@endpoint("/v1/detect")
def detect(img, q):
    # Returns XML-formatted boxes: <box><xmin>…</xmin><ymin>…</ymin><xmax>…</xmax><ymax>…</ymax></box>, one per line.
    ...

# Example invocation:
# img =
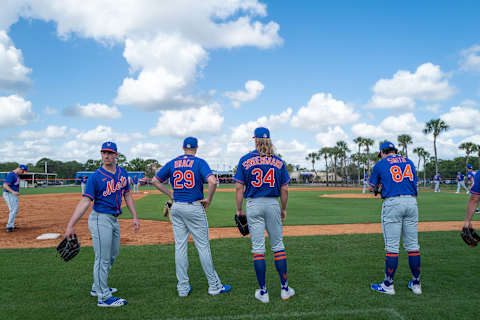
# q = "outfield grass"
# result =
<box><xmin>0</xmin><ymin>231</ymin><xmax>476</xmax><ymax>320</ymax></box>
<box><xmin>121</xmin><ymin>189</ymin><xmax>476</xmax><ymax>227</ymax></box>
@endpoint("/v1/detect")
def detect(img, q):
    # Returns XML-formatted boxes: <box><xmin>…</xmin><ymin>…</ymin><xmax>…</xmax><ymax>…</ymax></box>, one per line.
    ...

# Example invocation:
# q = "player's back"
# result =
<box><xmin>372</xmin><ymin>155</ymin><xmax>417</xmax><ymax>198</ymax></box>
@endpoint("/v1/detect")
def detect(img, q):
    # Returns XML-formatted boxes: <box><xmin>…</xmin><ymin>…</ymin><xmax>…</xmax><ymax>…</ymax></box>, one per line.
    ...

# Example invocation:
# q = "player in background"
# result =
<box><xmin>152</xmin><ymin>137</ymin><xmax>231</xmax><ymax>297</ymax></box>
<box><xmin>467</xmin><ymin>164</ymin><xmax>476</xmax><ymax>191</ymax></box>
<box><xmin>64</xmin><ymin>142</ymin><xmax>140</xmax><ymax>307</ymax></box>
<box><xmin>433</xmin><ymin>172</ymin><xmax>441</xmax><ymax>192</ymax></box>
<box><xmin>456</xmin><ymin>171</ymin><xmax>468</xmax><ymax>194</ymax></box>
<box><xmin>369</xmin><ymin>141</ymin><xmax>421</xmax><ymax>295</ymax></box>
<box><xmin>2</xmin><ymin>164</ymin><xmax>28</xmax><ymax>232</ymax></box>
<box><xmin>234</xmin><ymin>127</ymin><xmax>294</xmax><ymax>303</ymax></box>
<box><xmin>362</xmin><ymin>169</ymin><xmax>369</xmax><ymax>194</ymax></box>
<box><xmin>80</xmin><ymin>176</ymin><xmax>88</xmax><ymax>194</ymax></box>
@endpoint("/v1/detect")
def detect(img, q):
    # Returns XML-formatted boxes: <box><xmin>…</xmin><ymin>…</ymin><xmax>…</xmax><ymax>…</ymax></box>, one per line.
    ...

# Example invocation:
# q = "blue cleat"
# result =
<box><xmin>208</xmin><ymin>284</ymin><xmax>232</xmax><ymax>296</ymax></box>
<box><xmin>97</xmin><ymin>297</ymin><xmax>127</xmax><ymax>307</ymax></box>
<box><xmin>371</xmin><ymin>282</ymin><xmax>395</xmax><ymax>295</ymax></box>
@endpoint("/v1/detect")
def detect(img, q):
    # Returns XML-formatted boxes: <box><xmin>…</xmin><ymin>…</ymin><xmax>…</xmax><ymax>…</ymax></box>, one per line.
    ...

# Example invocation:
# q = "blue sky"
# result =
<box><xmin>1</xmin><ymin>1</ymin><xmax>480</xmax><ymax>170</ymax></box>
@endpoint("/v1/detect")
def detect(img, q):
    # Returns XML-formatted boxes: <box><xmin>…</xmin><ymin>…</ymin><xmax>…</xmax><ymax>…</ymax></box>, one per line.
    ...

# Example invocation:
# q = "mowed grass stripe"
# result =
<box><xmin>0</xmin><ymin>231</ymin><xmax>477</xmax><ymax>320</ymax></box>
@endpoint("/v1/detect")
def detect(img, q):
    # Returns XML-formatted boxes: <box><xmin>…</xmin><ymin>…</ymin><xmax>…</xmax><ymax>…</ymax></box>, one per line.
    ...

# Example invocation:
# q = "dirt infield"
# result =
<box><xmin>0</xmin><ymin>191</ymin><xmax>473</xmax><ymax>249</ymax></box>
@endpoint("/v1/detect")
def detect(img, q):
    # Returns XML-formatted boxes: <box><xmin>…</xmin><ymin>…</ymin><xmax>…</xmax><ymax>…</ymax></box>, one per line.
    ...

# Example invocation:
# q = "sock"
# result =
<box><xmin>274</xmin><ymin>250</ymin><xmax>288</xmax><ymax>289</ymax></box>
<box><xmin>253</xmin><ymin>253</ymin><xmax>266</xmax><ymax>292</ymax></box>
<box><xmin>384</xmin><ymin>252</ymin><xmax>399</xmax><ymax>286</ymax></box>
<box><xmin>408</xmin><ymin>251</ymin><xmax>421</xmax><ymax>284</ymax></box>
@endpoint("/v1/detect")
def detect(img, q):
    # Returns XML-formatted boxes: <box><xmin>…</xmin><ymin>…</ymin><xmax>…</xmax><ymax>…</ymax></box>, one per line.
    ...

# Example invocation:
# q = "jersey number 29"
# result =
<box><xmin>173</xmin><ymin>170</ymin><xmax>195</xmax><ymax>189</ymax></box>
<box><xmin>390</xmin><ymin>164</ymin><xmax>414</xmax><ymax>183</ymax></box>
<box><xmin>251</xmin><ymin>168</ymin><xmax>275</xmax><ymax>187</ymax></box>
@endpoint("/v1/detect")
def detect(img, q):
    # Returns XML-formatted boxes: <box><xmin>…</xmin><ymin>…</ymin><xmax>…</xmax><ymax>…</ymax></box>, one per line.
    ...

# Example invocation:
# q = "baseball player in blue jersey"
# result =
<box><xmin>456</xmin><ymin>171</ymin><xmax>468</xmax><ymax>194</ymax></box>
<box><xmin>362</xmin><ymin>169</ymin><xmax>369</xmax><ymax>194</ymax></box>
<box><xmin>467</xmin><ymin>164</ymin><xmax>476</xmax><ymax>190</ymax></box>
<box><xmin>2</xmin><ymin>164</ymin><xmax>27</xmax><ymax>232</ymax></box>
<box><xmin>369</xmin><ymin>141</ymin><xmax>422</xmax><ymax>295</ymax></box>
<box><xmin>233</xmin><ymin>127</ymin><xmax>294</xmax><ymax>303</ymax></box>
<box><xmin>433</xmin><ymin>172</ymin><xmax>441</xmax><ymax>192</ymax></box>
<box><xmin>464</xmin><ymin>169</ymin><xmax>480</xmax><ymax>231</ymax></box>
<box><xmin>133</xmin><ymin>175</ymin><xmax>139</xmax><ymax>193</ymax></box>
<box><xmin>64</xmin><ymin>142</ymin><xmax>140</xmax><ymax>307</ymax></box>
<box><xmin>80</xmin><ymin>176</ymin><xmax>88</xmax><ymax>194</ymax></box>
<box><xmin>152</xmin><ymin>137</ymin><xmax>231</xmax><ymax>297</ymax></box>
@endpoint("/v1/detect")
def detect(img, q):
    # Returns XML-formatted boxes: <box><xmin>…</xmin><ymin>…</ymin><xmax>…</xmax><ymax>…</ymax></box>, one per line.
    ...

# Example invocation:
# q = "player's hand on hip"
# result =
<box><xmin>13</xmin><ymin>191</ymin><xmax>19</xmax><ymax>196</ymax></box>
<box><xmin>132</xmin><ymin>218</ymin><xmax>140</xmax><ymax>232</ymax></box>
<box><xmin>281</xmin><ymin>209</ymin><xmax>287</xmax><ymax>222</ymax></box>
<box><xmin>200</xmin><ymin>199</ymin><xmax>210</xmax><ymax>210</ymax></box>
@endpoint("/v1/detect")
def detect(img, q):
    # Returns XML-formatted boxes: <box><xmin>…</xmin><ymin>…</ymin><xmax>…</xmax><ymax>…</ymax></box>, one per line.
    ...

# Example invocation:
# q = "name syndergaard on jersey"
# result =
<box><xmin>242</xmin><ymin>156</ymin><xmax>283</xmax><ymax>170</ymax></box>
<box><xmin>103</xmin><ymin>176</ymin><xmax>127</xmax><ymax>197</ymax></box>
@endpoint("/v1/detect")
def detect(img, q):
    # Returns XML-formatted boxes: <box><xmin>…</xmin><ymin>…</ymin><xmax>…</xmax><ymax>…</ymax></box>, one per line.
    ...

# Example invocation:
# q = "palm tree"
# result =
<box><xmin>412</xmin><ymin>147</ymin><xmax>425</xmax><ymax>175</ymax></box>
<box><xmin>330</xmin><ymin>146</ymin><xmax>341</xmax><ymax>185</ymax></box>
<box><xmin>423</xmin><ymin>119</ymin><xmax>449</xmax><ymax>174</ymax></box>
<box><xmin>336</xmin><ymin>140</ymin><xmax>350</xmax><ymax>185</ymax></box>
<box><xmin>353</xmin><ymin>137</ymin><xmax>365</xmax><ymax>184</ymax></box>
<box><xmin>459</xmin><ymin>142</ymin><xmax>476</xmax><ymax>173</ymax></box>
<box><xmin>363</xmin><ymin>138</ymin><xmax>374</xmax><ymax>172</ymax></box>
<box><xmin>397</xmin><ymin>134</ymin><xmax>413</xmax><ymax>158</ymax></box>
<box><xmin>305</xmin><ymin>152</ymin><xmax>318</xmax><ymax>172</ymax></box>
<box><xmin>421</xmin><ymin>150</ymin><xmax>430</xmax><ymax>187</ymax></box>
<box><xmin>319</xmin><ymin>147</ymin><xmax>331</xmax><ymax>186</ymax></box>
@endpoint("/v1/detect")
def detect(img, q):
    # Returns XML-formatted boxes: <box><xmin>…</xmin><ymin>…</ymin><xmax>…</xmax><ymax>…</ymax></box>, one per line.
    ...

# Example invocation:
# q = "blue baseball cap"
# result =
<box><xmin>253</xmin><ymin>127</ymin><xmax>270</xmax><ymax>139</ymax></box>
<box><xmin>101</xmin><ymin>141</ymin><xmax>117</xmax><ymax>153</ymax></box>
<box><xmin>378</xmin><ymin>141</ymin><xmax>397</xmax><ymax>157</ymax></box>
<box><xmin>19</xmin><ymin>164</ymin><xmax>28</xmax><ymax>172</ymax></box>
<box><xmin>183</xmin><ymin>137</ymin><xmax>198</xmax><ymax>149</ymax></box>
<box><xmin>468</xmin><ymin>164</ymin><xmax>473</xmax><ymax>169</ymax></box>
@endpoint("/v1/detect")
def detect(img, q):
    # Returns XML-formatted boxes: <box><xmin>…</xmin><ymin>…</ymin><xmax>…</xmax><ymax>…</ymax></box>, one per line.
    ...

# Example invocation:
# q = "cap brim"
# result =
<box><xmin>101</xmin><ymin>148</ymin><xmax>117</xmax><ymax>153</ymax></box>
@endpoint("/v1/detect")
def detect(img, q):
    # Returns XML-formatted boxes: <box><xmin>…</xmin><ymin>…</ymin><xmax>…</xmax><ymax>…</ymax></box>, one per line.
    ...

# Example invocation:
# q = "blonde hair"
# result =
<box><xmin>255</xmin><ymin>138</ymin><xmax>275</xmax><ymax>157</ymax></box>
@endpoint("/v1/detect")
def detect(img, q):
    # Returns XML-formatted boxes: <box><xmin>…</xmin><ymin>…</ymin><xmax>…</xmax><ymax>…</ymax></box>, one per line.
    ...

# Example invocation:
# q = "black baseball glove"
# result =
<box><xmin>56</xmin><ymin>234</ymin><xmax>81</xmax><ymax>262</ymax></box>
<box><xmin>235</xmin><ymin>214</ymin><xmax>249</xmax><ymax>236</ymax></box>
<box><xmin>373</xmin><ymin>183</ymin><xmax>382</xmax><ymax>197</ymax></box>
<box><xmin>461</xmin><ymin>227</ymin><xmax>480</xmax><ymax>247</ymax></box>
<box><xmin>163</xmin><ymin>201</ymin><xmax>172</xmax><ymax>218</ymax></box>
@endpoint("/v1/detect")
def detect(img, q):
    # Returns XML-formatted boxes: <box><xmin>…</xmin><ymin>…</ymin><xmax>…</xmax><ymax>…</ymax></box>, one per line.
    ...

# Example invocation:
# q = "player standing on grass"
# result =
<box><xmin>64</xmin><ymin>142</ymin><xmax>140</xmax><ymax>307</ymax></box>
<box><xmin>362</xmin><ymin>169</ymin><xmax>369</xmax><ymax>194</ymax></box>
<box><xmin>2</xmin><ymin>164</ymin><xmax>27</xmax><ymax>232</ymax></box>
<box><xmin>152</xmin><ymin>137</ymin><xmax>231</xmax><ymax>297</ymax></box>
<box><xmin>369</xmin><ymin>141</ymin><xmax>422</xmax><ymax>295</ymax></box>
<box><xmin>433</xmin><ymin>172</ymin><xmax>441</xmax><ymax>192</ymax></box>
<box><xmin>456</xmin><ymin>171</ymin><xmax>468</xmax><ymax>194</ymax></box>
<box><xmin>233</xmin><ymin>127</ymin><xmax>294</xmax><ymax>303</ymax></box>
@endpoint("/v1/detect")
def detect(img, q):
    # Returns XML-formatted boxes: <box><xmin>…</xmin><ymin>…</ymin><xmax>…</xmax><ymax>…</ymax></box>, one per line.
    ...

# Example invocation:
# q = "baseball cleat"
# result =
<box><xmin>90</xmin><ymin>287</ymin><xmax>118</xmax><ymax>297</ymax></box>
<box><xmin>370</xmin><ymin>282</ymin><xmax>395</xmax><ymax>295</ymax></box>
<box><xmin>208</xmin><ymin>284</ymin><xmax>232</xmax><ymax>296</ymax></box>
<box><xmin>408</xmin><ymin>281</ymin><xmax>422</xmax><ymax>295</ymax></box>
<box><xmin>280</xmin><ymin>286</ymin><xmax>295</xmax><ymax>301</ymax></box>
<box><xmin>255</xmin><ymin>289</ymin><xmax>269</xmax><ymax>303</ymax></box>
<box><xmin>179</xmin><ymin>286</ymin><xmax>192</xmax><ymax>297</ymax></box>
<box><xmin>97</xmin><ymin>297</ymin><xmax>127</xmax><ymax>307</ymax></box>
<box><xmin>6</xmin><ymin>228</ymin><xmax>13</xmax><ymax>232</ymax></box>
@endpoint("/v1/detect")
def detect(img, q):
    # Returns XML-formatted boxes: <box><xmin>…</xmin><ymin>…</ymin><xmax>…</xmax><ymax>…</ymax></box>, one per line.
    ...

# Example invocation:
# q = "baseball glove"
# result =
<box><xmin>461</xmin><ymin>227</ymin><xmax>480</xmax><ymax>247</ymax></box>
<box><xmin>373</xmin><ymin>183</ymin><xmax>382</xmax><ymax>197</ymax></box>
<box><xmin>163</xmin><ymin>201</ymin><xmax>172</xmax><ymax>218</ymax></box>
<box><xmin>235</xmin><ymin>214</ymin><xmax>249</xmax><ymax>236</ymax></box>
<box><xmin>56</xmin><ymin>234</ymin><xmax>81</xmax><ymax>262</ymax></box>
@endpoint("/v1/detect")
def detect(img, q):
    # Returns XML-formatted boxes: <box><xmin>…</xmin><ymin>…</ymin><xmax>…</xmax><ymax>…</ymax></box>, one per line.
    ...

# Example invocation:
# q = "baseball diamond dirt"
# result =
<box><xmin>0</xmin><ymin>189</ymin><xmax>474</xmax><ymax>249</ymax></box>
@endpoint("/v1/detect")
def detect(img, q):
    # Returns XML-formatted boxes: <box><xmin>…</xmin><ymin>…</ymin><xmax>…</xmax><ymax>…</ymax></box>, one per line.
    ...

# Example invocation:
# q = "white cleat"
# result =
<box><xmin>408</xmin><ymin>281</ymin><xmax>422</xmax><ymax>295</ymax></box>
<box><xmin>255</xmin><ymin>289</ymin><xmax>269</xmax><ymax>303</ymax></box>
<box><xmin>370</xmin><ymin>282</ymin><xmax>395</xmax><ymax>295</ymax></box>
<box><xmin>281</xmin><ymin>286</ymin><xmax>295</xmax><ymax>301</ymax></box>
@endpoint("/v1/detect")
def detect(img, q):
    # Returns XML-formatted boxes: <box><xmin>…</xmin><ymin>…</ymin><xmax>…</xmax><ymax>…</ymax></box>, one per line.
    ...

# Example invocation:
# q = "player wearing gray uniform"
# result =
<box><xmin>369</xmin><ymin>141</ymin><xmax>421</xmax><ymax>295</ymax></box>
<box><xmin>152</xmin><ymin>137</ymin><xmax>231</xmax><ymax>297</ymax></box>
<box><xmin>65</xmin><ymin>142</ymin><xmax>140</xmax><ymax>307</ymax></box>
<box><xmin>233</xmin><ymin>127</ymin><xmax>294</xmax><ymax>303</ymax></box>
<box><xmin>2</xmin><ymin>164</ymin><xmax>27</xmax><ymax>232</ymax></box>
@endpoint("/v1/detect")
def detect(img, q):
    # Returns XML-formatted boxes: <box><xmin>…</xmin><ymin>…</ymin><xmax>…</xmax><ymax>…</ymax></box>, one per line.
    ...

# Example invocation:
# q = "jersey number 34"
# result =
<box><xmin>390</xmin><ymin>164</ymin><xmax>414</xmax><ymax>183</ymax></box>
<box><xmin>251</xmin><ymin>168</ymin><xmax>275</xmax><ymax>187</ymax></box>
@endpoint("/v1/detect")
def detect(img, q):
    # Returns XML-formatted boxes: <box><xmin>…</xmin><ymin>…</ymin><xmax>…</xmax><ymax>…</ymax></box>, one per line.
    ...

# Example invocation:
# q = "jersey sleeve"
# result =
<box><xmin>369</xmin><ymin>163</ymin><xmax>381</xmax><ymax>187</ymax></box>
<box><xmin>280</xmin><ymin>162</ymin><xmax>290</xmax><ymax>186</ymax></box>
<box><xmin>470</xmin><ymin>172</ymin><xmax>480</xmax><ymax>195</ymax></box>
<box><xmin>5</xmin><ymin>172</ymin><xmax>15</xmax><ymax>185</ymax></box>
<box><xmin>123</xmin><ymin>169</ymin><xmax>131</xmax><ymax>193</ymax></box>
<box><xmin>83</xmin><ymin>173</ymin><xmax>95</xmax><ymax>200</ymax></box>
<box><xmin>233</xmin><ymin>159</ymin><xmax>245</xmax><ymax>184</ymax></box>
<box><xmin>199</xmin><ymin>159</ymin><xmax>213</xmax><ymax>181</ymax></box>
<box><xmin>155</xmin><ymin>162</ymin><xmax>171</xmax><ymax>183</ymax></box>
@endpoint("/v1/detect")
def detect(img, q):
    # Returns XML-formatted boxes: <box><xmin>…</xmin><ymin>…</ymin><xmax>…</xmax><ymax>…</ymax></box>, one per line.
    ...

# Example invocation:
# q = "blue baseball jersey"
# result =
<box><xmin>233</xmin><ymin>150</ymin><xmax>290</xmax><ymax>198</ymax></box>
<box><xmin>433</xmin><ymin>174</ymin><xmax>440</xmax><ymax>181</ymax></box>
<box><xmin>83</xmin><ymin>165</ymin><xmax>131</xmax><ymax>215</ymax></box>
<box><xmin>156</xmin><ymin>154</ymin><xmax>213</xmax><ymax>203</ymax></box>
<box><xmin>4</xmin><ymin>171</ymin><xmax>20</xmax><ymax>193</ymax></box>
<box><xmin>469</xmin><ymin>171</ymin><xmax>480</xmax><ymax>195</ymax></box>
<box><xmin>364</xmin><ymin>173</ymin><xmax>369</xmax><ymax>181</ymax></box>
<box><xmin>457</xmin><ymin>173</ymin><xmax>465</xmax><ymax>182</ymax></box>
<box><xmin>369</xmin><ymin>155</ymin><xmax>417</xmax><ymax>198</ymax></box>
<box><xmin>468</xmin><ymin>170</ymin><xmax>476</xmax><ymax>182</ymax></box>
<box><xmin>80</xmin><ymin>176</ymin><xmax>87</xmax><ymax>183</ymax></box>
<box><xmin>133</xmin><ymin>176</ymin><xmax>138</xmax><ymax>184</ymax></box>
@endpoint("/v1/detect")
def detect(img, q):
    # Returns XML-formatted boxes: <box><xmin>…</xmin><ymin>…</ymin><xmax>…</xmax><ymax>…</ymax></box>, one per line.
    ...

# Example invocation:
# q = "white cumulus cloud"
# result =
<box><xmin>64</xmin><ymin>103</ymin><xmax>122</xmax><ymax>119</ymax></box>
<box><xmin>369</xmin><ymin>63</ymin><xmax>454</xmax><ymax>110</ymax></box>
<box><xmin>0</xmin><ymin>94</ymin><xmax>36</xmax><ymax>128</ymax></box>
<box><xmin>315</xmin><ymin>126</ymin><xmax>349</xmax><ymax>147</ymax></box>
<box><xmin>291</xmin><ymin>93</ymin><xmax>359</xmax><ymax>130</ymax></box>
<box><xmin>0</xmin><ymin>30</ymin><xmax>31</xmax><ymax>92</ymax></box>
<box><xmin>460</xmin><ymin>45</ymin><xmax>480</xmax><ymax>72</ymax></box>
<box><xmin>149</xmin><ymin>104</ymin><xmax>224</xmax><ymax>137</ymax></box>
<box><xmin>441</xmin><ymin>106</ymin><xmax>480</xmax><ymax>130</ymax></box>
<box><xmin>224</xmin><ymin>80</ymin><xmax>264</xmax><ymax>108</ymax></box>
<box><xmin>76</xmin><ymin>125</ymin><xmax>145</xmax><ymax>144</ymax></box>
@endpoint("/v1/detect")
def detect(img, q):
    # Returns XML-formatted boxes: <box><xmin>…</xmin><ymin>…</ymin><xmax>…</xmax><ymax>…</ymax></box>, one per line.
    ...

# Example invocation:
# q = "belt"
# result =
<box><xmin>112</xmin><ymin>213</ymin><xmax>120</xmax><ymax>217</ymax></box>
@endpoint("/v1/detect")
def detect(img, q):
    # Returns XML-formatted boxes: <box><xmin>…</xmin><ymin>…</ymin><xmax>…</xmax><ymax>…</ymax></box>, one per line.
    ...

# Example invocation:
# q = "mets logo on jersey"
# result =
<box><xmin>103</xmin><ymin>176</ymin><xmax>127</xmax><ymax>197</ymax></box>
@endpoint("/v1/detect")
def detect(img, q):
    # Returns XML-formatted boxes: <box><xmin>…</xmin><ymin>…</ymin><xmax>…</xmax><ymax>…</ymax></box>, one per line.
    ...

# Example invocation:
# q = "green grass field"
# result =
<box><xmin>1</xmin><ymin>187</ymin><xmax>477</xmax><ymax>319</ymax></box>
<box><xmin>1</xmin><ymin>232</ymin><xmax>477</xmax><ymax>320</ymax></box>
